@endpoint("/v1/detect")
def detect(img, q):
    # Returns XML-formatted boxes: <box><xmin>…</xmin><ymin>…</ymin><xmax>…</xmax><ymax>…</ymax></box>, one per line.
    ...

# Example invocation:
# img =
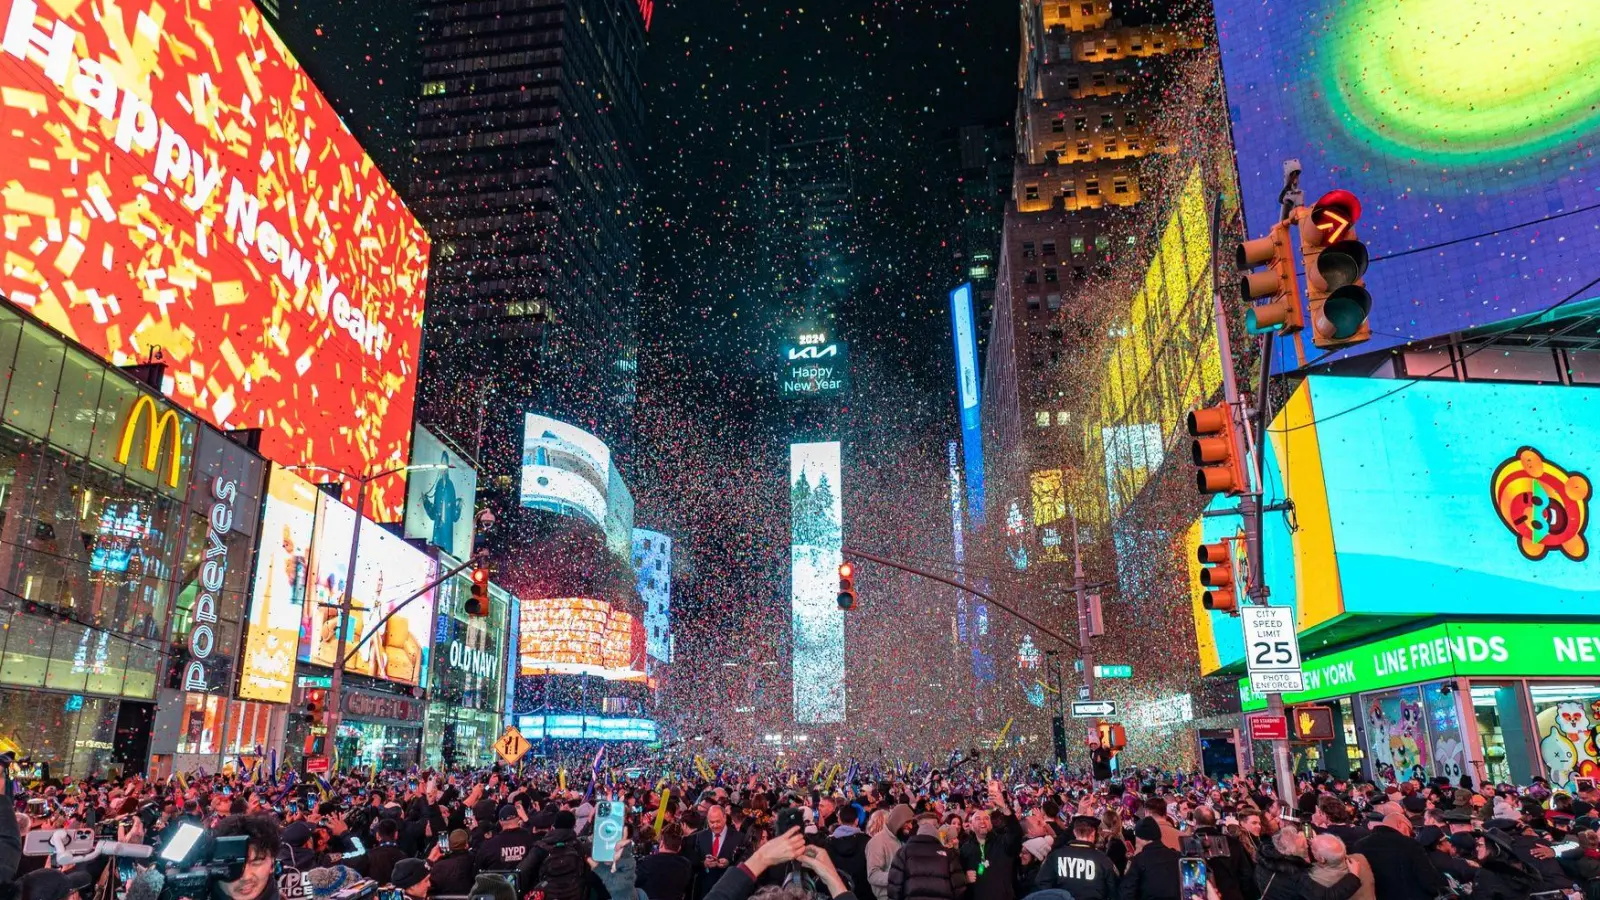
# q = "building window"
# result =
<box><xmin>1051</xmin><ymin>117</ymin><xmax>1066</xmax><ymax>133</ymax></box>
<box><xmin>1154</xmin><ymin>39</ymin><xmax>1166</xmax><ymax>49</ymax></box>
<box><xmin>1025</xmin><ymin>184</ymin><xmax>1040</xmax><ymax>201</ymax></box>
<box><xmin>1027</xmin><ymin>295</ymin><xmax>1041</xmax><ymax>311</ymax></box>
<box><xmin>1077</xmin><ymin>141</ymin><xmax>1091</xmax><ymax>156</ymax></box>
<box><xmin>1025</xmin><ymin>269</ymin><xmax>1039</xmax><ymax>284</ymax></box>
<box><xmin>1125</xmin><ymin>112</ymin><xmax>1138</xmax><ymax>126</ymax></box>
<box><xmin>1073</xmin><ymin>116</ymin><xmax>1087</xmax><ymax>132</ymax></box>
<box><xmin>422</xmin><ymin>80</ymin><xmax>447</xmax><ymax>96</ymax></box>
<box><xmin>1056</xmin><ymin>411</ymin><xmax>1071</xmax><ymax>425</ymax></box>
<box><xmin>1095</xmin><ymin>234</ymin><xmax>1111</xmax><ymax>251</ymax></box>
<box><xmin>1062</xmin><ymin>182</ymin><xmax>1076</xmax><ymax>198</ymax></box>
<box><xmin>1113</xmin><ymin>177</ymin><xmax>1130</xmax><ymax>194</ymax></box>
<box><xmin>1092</xmin><ymin>73</ymin><xmax>1107</xmax><ymax>87</ymax></box>
<box><xmin>1114</xmin><ymin>71</ymin><xmax>1130</xmax><ymax>85</ymax></box>
<box><xmin>1131</xmin><ymin>41</ymin><xmax>1144</xmax><ymax>52</ymax></box>
<box><xmin>1044</xmin><ymin>267</ymin><xmax>1059</xmax><ymax>283</ymax></box>
<box><xmin>1085</xmin><ymin>180</ymin><xmax>1100</xmax><ymax>196</ymax></box>
<box><xmin>1073</xmin><ymin>265</ymin><xmax>1087</xmax><ymax>280</ymax></box>
<box><xmin>1057</xmin><ymin>4</ymin><xmax>1070</xmax><ymax>16</ymax></box>
<box><xmin>1042</xmin><ymin>240</ymin><xmax>1057</xmax><ymax>256</ymax></box>
<box><xmin>1081</xmin><ymin>2</ymin><xmax>1094</xmax><ymax>13</ymax></box>
<box><xmin>1066</xmin><ymin>75</ymin><xmax>1081</xmax><ymax>91</ymax></box>
<box><xmin>1036</xmin><ymin>412</ymin><xmax>1051</xmax><ymax>428</ymax></box>
<box><xmin>1100</xmin><ymin>113</ymin><xmax>1115</xmax><ymax>128</ymax></box>
<box><xmin>1104</xmin><ymin>138</ymin><xmax>1118</xmax><ymax>152</ymax></box>
<box><xmin>1071</xmin><ymin>236</ymin><xmax>1086</xmax><ymax>254</ymax></box>
<box><xmin>1046</xmin><ymin>293</ymin><xmax>1062</xmax><ymax>311</ymax></box>
<box><xmin>1022</xmin><ymin>241</ymin><xmax>1036</xmax><ymax>258</ymax></box>
<box><xmin>1083</xmin><ymin>41</ymin><xmax>1097</xmax><ymax>56</ymax></box>
<box><xmin>1127</xmin><ymin>139</ymin><xmax>1141</xmax><ymax>152</ymax></box>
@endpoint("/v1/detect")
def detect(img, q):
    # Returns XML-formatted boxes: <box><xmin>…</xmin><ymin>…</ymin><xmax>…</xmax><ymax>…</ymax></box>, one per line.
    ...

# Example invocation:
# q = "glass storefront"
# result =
<box><xmin>1470</xmin><ymin>682</ymin><xmax>1532</xmax><ymax>786</ymax></box>
<box><xmin>423</xmin><ymin>558</ymin><xmax>510</xmax><ymax>767</ymax></box>
<box><xmin>336</xmin><ymin>720</ymin><xmax>423</xmax><ymax>772</ymax></box>
<box><xmin>1527</xmin><ymin>682</ymin><xmax>1600</xmax><ymax>792</ymax></box>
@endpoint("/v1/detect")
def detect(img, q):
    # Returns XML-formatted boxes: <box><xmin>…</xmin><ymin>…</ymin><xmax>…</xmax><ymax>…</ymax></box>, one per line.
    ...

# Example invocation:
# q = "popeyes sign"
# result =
<box><xmin>0</xmin><ymin>0</ymin><xmax>430</xmax><ymax>521</ymax></box>
<box><xmin>179</xmin><ymin>474</ymin><xmax>239</xmax><ymax>692</ymax></box>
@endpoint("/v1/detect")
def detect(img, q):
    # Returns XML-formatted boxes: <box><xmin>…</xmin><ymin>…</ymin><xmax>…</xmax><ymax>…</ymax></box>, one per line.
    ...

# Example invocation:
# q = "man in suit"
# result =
<box><xmin>690</xmin><ymin>804</ymin><xmax>745</xmax><ymax>900</ymax></box>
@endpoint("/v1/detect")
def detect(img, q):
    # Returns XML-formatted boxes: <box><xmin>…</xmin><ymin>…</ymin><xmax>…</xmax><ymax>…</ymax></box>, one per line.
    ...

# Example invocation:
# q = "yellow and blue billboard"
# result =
<box><xmin>1194</xmin><ymin>377</ymin><xmax>1597</xmax><ymax>673</ymax></box>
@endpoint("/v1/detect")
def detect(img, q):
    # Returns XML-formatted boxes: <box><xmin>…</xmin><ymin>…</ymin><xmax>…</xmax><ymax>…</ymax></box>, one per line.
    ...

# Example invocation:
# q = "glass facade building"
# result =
<box><xmin>423</xmin><ymin>557</ymin><xmax>511</xmax><ymax>767</ymax></box>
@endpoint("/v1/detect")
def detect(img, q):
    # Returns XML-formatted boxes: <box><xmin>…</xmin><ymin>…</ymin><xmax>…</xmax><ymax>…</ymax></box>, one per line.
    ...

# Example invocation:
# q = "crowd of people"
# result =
<box><xmin>3</xmin><ymin>751</ymin><xmax>1599</xmax><ymax>900</ymax></box>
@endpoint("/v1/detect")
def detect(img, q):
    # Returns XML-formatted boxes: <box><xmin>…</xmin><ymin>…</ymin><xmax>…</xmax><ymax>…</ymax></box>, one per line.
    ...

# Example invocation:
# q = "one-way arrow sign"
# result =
<box><xmin>1071</xmin><ymin>700</ymin><xmax>1117</xmax><ymax>719</ymax></box>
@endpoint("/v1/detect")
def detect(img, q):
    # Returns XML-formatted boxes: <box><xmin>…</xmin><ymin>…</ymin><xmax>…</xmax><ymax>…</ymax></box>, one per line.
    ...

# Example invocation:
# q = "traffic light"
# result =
<box><xmin>1236</xmin><ymin>220</ymin><xmax>1303</xmax><ymax>334</ymax></box>
<box><xmin>1186</xmin><ymin>405</ymin><xmax>1244</xmax><ymax>496</ymax></box>
<box><xmin>836</xmin><ymin>562</ymin><xmax>857</xmax><ymax>611</ymax></box>
<box><xmin>466</xmin><ymin>566</ymin><xmax>490</xmax><ymax>617</ymax></box>
<box><xmin>303</xmin><ymin>688</ymin><xmax>325</xmax><ymax>726</ymax></box>
<box><xmin>1197</xmin><ymin>541</ymin><xmax>1238</xmax><ymax>615</ymax></box>
<box><xmin>1300</xmin><ymin>189</ymin><xmax>1372</xmax><ymax>348</ymax></box>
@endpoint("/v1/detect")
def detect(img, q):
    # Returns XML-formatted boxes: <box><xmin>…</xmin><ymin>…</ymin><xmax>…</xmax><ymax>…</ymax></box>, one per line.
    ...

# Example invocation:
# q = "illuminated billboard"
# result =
<box><xmin>778</xmin><ymin>331</ymin><xmax>850</xmax><ymax>400</ymax></box>
<box><xmin>0</xmin><ymin>0</ymin><xmax>431</xmax><ymax>520</ymax></box>
<box><xmin>631</xmin><ymin>529</ymin><xmax>673</xmax><ymax>664</ymax></box>
<box><xmin>404</xmin><ymin>426</ymin><xmax>478</xmax><ymax>559</ymax></box>
<box><xmin>791</xmin><ymin>441</ymin><xmax>844</xmax><ymax>723</ymax></box>
<box><xmin>521</xmin><ymin>415</ymin><xmax>613</xmax><ymax>527</ymax></box>
<box><xmin>300</xmin><ymin>496</ymin><xmax>437</xmax><ymax>687</ymax></box>
<box><xmin>517</xmin><ymin>597</ymin><xmax>646</xmax><ymax>681</ymax></box>
<box><xmin>1215</xmin><ymin>1</ymin><xmax>1600</xmax><ymax>364</ymax></box>
<box><xmin>515</xmin><ymin>714</ymin><xmax>657</xmax><ymax>742</ymax></box>
<box><xmin>1193</xmin><ymin>377</ymin><xmax>1598</xmax><ymax>673</ymax></box>
<box><xmin>950</xmin><ymin>285</ymin><xmax>985</xmax><ymax>522</ymax></box>
<box><xmin>239</xmin><ymin>465</ymin><xmax>319</xmax><ymax>703</ymax></box>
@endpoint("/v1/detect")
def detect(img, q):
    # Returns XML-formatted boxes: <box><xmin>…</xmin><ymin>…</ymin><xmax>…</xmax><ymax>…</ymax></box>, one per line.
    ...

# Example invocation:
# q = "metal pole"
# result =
<box><xmin>842</xmin><ymin>546</ymin><xmax>1079</xmax><ymax>652</ymax></box>
<box><xmin>1250</xmin><ymin>330</ymin><xmax>1297</xmax><ymax>808</ymax></box>
<box><xmin>1070</xmin><ymin>512</ymin><xmax>1094</xmax><ymax>703</ymax></box>
<box><xmin>324</xmin><ymin>475</ymin><xmax>367</xmax><ymax>754</ymax></box>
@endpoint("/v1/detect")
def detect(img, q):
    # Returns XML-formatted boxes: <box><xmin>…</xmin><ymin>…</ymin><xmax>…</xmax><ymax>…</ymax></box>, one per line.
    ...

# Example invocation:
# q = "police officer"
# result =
<box><xmin>475</xmin><ymin>804</ymin><xmax>539</xmax><ymax>872</ymax></box>
<box><xmin>1035</xmin><ymin>816</ymin><xmax>1117</xmax><ymax>900</ymax></box>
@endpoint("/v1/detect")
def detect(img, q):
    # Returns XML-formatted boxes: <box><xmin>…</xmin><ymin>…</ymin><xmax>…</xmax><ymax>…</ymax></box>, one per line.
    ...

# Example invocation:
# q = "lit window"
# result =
<box><xmin>1100</xmin><ymin>113</ymin><xmax>1115</xmax><ymax>128</ymax></box>
<box><xmin>1081</xmin><ymin>2</ymin><xmax>1094</xmax><ymax>13</ymax></box>
<box><xmin>1095</xmin><ymin>234</ymin><xmax>1111</xmax><ymax>251</ymax></box>
<box><xmin>1036</xmin><ymin>412</ymin><xmax>1051</xmax><ymax>427</ymax></box>
<box><xmin>422</xmin><ymin>80</ymin><xmax>447</xmax><ymax>96</ymax></box>
<box><xmin>1077</xmin><ymin>141</ymin><xmax>1091</xmax><ymax>156</ymax></box>
<box><xmin>1104</xmin><ymin>138</ymin><xmax>1118</xmax><ymax>152</ymax></box>
<box><xmin>1071</xmin><ymin>237</ymin><xmax>1086</xmax><ymax>254</ymax></box>
<box><xmin>1085</xmin><ymin>180</ymin><xmax>1100</xmax><ymax>196</ymax></box>
<box><xmin>1113</xmin><ymin>177</ymin><xmax>1130</xmax><ymax>193</ymax></box>
<box><xmin>1025</xmin><ymin>184</ymin><xmax>1040</xmax><ymax>201</ymax></box>
<box><xmin>1056</xmin><ymin>411</ymin><xmax>1070</xmax><ymax>425</ymax></box>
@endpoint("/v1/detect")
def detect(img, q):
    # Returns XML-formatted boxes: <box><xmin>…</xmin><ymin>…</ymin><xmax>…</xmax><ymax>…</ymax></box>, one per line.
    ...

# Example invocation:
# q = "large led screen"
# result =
<box><xmin>1215</xmin><ymin>1</ymin><xmax>1600</xmax><ymax>366</ymax></box>
<box><xmin>790</xmin><ymin>441</ymin><xmax>844</xmax><ymax>724</ymax></box>
<box><xmin>238</xmin><ymin>464</ymin><xmax>317</xmax><ymax>703</ymax></box>
<box><xmin>0</xmin><ymin>0</ymin><xmax>431</xmax><ymax>520</ymax></box>
<box><xmin>631</xmin><ymin>529</ymin><xmax>672</xmax><ymax>664</ymax></box>
<box><xmin>300</xmin><ymin>496</ymin><xmax>437</xmax><ymax>686</ymax></box>
<box><xmin>404</xmin><ymin>425</ymin><xmax>478</xmax><ymax>559</ymax></box>
<box><xmin>950</xmin><ymin>285</ymin><xmax>985</xmax><ymax>521</ymax></box>
<box><xmin>1194</xmin><ymin>376</ymin><xmax>1598</xmax><ymax>672</ymax></box>
<box><xmin>521</xmin><ymin>414</ymin><xmax>612</xmax><ymax>527</ymax></box>
<box><xmin>517</xmin><ymin>597</ymin><xmax>646</xmax><ymax>681</ymax></box>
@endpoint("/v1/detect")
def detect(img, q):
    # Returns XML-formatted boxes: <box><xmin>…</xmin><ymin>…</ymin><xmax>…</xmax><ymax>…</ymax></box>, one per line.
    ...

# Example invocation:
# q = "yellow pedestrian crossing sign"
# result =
<box><xmin>494</xmin><ymin>726</ymin><xmax>531</xmax><ymax>764</ymax></box>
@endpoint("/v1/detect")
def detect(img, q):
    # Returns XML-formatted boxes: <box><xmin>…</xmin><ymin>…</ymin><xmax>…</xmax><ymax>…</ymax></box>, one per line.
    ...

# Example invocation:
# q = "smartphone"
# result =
<box><xmin>24</xmin><ymin>828</ymin><xmax>96</xmax><ymax>857</ymax></box>
<box><xmin>1179</xmin><ymin>858</ymin><xmax>1207</xmax><ymax>900</ymax></box>
<box><xmin>437</xmin><ymin>832</ymin><xmax>450</xmax><ymax>853</ymax></box>
<box><xmin>593</xmin><ymin>800</ymin><xmax>626</xmax><ymax>863</ymax></box>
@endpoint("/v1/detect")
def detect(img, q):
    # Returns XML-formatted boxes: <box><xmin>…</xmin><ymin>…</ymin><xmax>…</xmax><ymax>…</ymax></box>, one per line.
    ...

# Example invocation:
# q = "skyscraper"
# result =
<box><xmin>765</xmin><ymin>131</ymin><xmax>858</xmax><ymax>329</ymax></box>
<box><xmin>412</xmin><ymin>0</ymin><xmax>649</xmax><ymax>477</ymax></box>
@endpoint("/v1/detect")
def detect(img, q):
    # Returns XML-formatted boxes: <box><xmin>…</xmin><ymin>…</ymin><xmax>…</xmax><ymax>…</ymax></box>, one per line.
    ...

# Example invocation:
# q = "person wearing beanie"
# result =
<box><xmin>430</xmin><ymin>829</ymin><xmax>477</xmax><ymax>896</ymax></box>
<box><xmin>887</xmin><ymin>814</ymin><xmax>963</xmax><ymax>900</ymax></box>
<box><xmin>467</xmin><ymin>873</ymin><xmax>519</xmax><ymax>900</ymax></box>
<box><xmin>304</xmin><ymin>866</ymin><xmax>362</xmax><ymax>900</ymax></box>
<box><xmin>867</xmin><ymin>804</ymin><xmax>915</xmax><ymax>900</ymax></box>
<box><xmin>1120</xmin><ymin>816</ymin><xmax>1181</xmax><ymax>900</ymax></box>
<box><xmin>391</xmin><ymin>858</ymin><xmax>431</xmax><ymax>899</ymax></box>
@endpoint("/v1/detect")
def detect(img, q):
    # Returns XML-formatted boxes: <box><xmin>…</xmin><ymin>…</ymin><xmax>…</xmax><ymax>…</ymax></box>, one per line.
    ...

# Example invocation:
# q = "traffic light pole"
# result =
<box><xmin>1212</xmin><ymin>200</ymin><xmax>1297</xmax><ymax>809</ymax></box>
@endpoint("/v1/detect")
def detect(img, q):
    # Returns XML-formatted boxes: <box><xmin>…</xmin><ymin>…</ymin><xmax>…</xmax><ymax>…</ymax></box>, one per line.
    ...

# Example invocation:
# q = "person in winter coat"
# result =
<box><xmin>1307</xmin><ymin>835</ymin><xmax>1374</xmax><ymax>900</ymax></box>
<box><xmin>827</xmin><ymin>806</ymin><xmax>875</xmax><ymax>898</ymax></box>
<box><xmin>427</xmin><ymin>830</ymin><xmax>478</xmax><ymax>896</ymax></box>
<box><xmin>958</xmin><ymin>808</ymin><xmax>1020</xmax><ymax>900</ymax></box>
<box><xmin>1252</xmin><ymin>828</ymin><xmax>1361</xmax><ymax>900</ymax></box>
<box><xmin>1351</xmin><ymin>814</ymin><xmax>1448</xmax><ymax>900</ymax></box>
<box><xmin>1036</xmin><ymin>816</ymin><xmax>1118</xmax><ymax>900</ymax></box>
<box><xmin>888</xmin><ymin>818</ymin><xmax>964</xmax><ymax>900</ymax></box>
<box><xmin>868</xmin><ymin>804</ymin><xmax>916</xmax><ymax>900</ymax></box>
<box><xmin>638</xmin><ymin>827</ymin><xmax>696</xmax><ymax>900</ymax></box>
<box><xmin>1184</xmin><ymin>806</ymin><xmax>1253</xmax><ymax>900</ymax></box>
<box><xmin>1118</xmin><ymin>817</ymin><xmax>1180</xmax><ymax>900</ymax></box>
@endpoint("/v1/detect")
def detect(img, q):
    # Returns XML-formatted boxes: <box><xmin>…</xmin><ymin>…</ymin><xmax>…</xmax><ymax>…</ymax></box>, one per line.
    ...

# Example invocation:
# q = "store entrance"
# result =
<box><xmin>113</xmin><ymin>701</ymin><xmax>155</xmax><ymax>776</ymax></box>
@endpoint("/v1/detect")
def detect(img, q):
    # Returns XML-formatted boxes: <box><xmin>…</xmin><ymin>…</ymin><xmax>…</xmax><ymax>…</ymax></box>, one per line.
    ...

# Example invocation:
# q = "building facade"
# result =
<box><xmin>423</xmin><ymin>555</ymin><xmax>512</xmax><ymax>768</ymax></box>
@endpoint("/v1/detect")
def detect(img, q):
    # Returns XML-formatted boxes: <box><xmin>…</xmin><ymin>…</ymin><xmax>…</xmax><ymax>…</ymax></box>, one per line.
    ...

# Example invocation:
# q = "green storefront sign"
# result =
<box><xmin>1240</xmin><ymin>621</ymin><xmax>1600</xmax><ymax>711</ymax></box>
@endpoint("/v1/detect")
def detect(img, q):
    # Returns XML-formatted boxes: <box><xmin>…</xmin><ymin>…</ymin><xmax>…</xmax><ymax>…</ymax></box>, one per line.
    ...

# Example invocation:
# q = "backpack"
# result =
<box><xmin>528</xmin><ymin>842</ymin><xmax>588</xmax><ymax>900</ymax></box>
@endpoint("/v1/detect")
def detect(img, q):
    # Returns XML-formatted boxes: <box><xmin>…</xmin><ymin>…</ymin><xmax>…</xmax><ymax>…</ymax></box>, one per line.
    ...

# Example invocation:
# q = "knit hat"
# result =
<box><xmin>469</xmin><ymin>874</ymin><xmax>518</xmax><ymax>900</ymax></box>
<box><xmin>305</xmin><ymin>867</ymin><xmax>361</xmax><ymax>898</ymax></box>
<box><xmin>391</xmin><ymin>859</ymin><xmax>430</xmax><ymax>890</ymax></box>
<box><xmin>1134</xmin><ymin>817</ymin><xmax>1163</xmax><ymax>842</ymax></box>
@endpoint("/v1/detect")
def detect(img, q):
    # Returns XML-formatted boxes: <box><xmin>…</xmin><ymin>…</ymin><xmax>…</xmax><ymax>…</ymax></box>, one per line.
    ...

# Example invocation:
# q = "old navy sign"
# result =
<box><xmin>184</xmin><ymin>476</ymin><xmax>238</xmax><ymax>691</ymax></box>
<box><xmin>447</xmin><ymin>641</ymin><xmax>497</xmax><ymax>679</ymax></box>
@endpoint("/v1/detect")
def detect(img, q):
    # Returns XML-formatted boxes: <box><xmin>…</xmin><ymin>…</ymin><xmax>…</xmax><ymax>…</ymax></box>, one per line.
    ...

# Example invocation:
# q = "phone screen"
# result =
<box><xmin>438</xmin><ymin>833</ymin><xmax>450</xmax><ymax>852</ymax></box>
<box><xmin>161</xmin><ymin>822</ymin><xmax>205</xmax><ymax>863</ymax></box>
<box><xmin>1180</xmin><ymin>858</ymin><xmax>1207</xmax><ymax>900</ymax></box>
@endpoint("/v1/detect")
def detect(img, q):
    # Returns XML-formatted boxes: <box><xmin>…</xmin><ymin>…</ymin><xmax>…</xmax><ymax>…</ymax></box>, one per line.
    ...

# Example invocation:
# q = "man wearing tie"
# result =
<box><xmin>691</xmin><ymin>804</ymin><xmax>745</xmax><ymax>900</ymax></box>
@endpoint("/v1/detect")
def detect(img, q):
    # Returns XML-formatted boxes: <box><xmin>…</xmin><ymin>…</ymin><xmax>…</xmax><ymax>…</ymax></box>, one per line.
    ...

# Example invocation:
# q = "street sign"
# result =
<box><xmin>1241</xmin><ymin>606</ymin><xmax>1305</xmax><ymax>693</ymax></box>
<box><xmin>304</xmin><ymin>756</ymin><xmax>330</xmax><ymax>774</ymax></box>
<box><xmin>1071</xmin><ymin>700</ymin><xmax>1117</xmax><ymax>718</ymax></box>
<box><xmin>1096</xmin><ymin>664</ymin><xmax>1133</xmax><ymax>679</ymax></box>
<box><xmin>1248</xmin><ymin>714</ymin><xmax>1289</xmax><ymax>741</ymax></box>
<box><xmin>1077</xmin><ymin>685</ymin><xmax>1091</xmax><ymax>701</ymax></box>
<box><xmin>493</xmin><ymin>725</ymin><xmax>531</xmax><ymax>764</ymax></box>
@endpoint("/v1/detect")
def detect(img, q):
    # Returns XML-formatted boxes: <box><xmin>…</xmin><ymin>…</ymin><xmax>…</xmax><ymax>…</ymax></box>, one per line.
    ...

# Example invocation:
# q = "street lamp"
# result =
<box><xmin>285</xmin><ymin>461</ymin><xmax>452</xmax><ymax>750</ymax></box>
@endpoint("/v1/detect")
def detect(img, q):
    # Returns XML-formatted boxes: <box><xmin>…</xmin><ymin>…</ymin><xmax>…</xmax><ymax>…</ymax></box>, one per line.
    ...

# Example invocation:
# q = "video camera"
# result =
<box><xmin>24</xmin><ymin>820</ymin><xmax>249</xmax><ymax>900</ymax></box>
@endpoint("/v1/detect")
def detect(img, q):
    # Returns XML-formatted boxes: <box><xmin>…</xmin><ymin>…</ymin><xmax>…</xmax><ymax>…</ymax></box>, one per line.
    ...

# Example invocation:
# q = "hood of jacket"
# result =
<box><xmin>1255</xmin><ymin>840</ymin><xmax>1311</xmax><ymax>876</ymax></box>
<box><xmin>886</xmin><ymin>804</ymin><xmax>915</xmax><ymax>836</ymax></box>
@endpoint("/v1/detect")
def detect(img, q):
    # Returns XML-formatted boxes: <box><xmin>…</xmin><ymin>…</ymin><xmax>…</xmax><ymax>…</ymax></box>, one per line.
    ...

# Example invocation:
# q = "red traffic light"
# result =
<box><xmin>467</xmin><ymin>566</ymin><xmax>490</xmax><ymax>617</ymax></box>
<box><xmin>471</xmin><ymin>567</ymin><xmax>489</xmax><ymax>585</ymax></box>
<box><xmin>837</xmin><ymin>562</ymin><xmax>857</xmax><ymax>611</ymax></box>
<box><xmin>1310</xmin><ymin>189</ymin><xmax>1362</xmax><ymax>242</ymax></box>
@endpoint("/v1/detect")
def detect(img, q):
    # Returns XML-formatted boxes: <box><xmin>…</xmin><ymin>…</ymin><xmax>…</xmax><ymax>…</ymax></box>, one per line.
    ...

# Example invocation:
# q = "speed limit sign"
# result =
<box><xmin>1242</xmin><ymin>606</ymin><xmax>1304</xmax><ymax>693</ymax></box>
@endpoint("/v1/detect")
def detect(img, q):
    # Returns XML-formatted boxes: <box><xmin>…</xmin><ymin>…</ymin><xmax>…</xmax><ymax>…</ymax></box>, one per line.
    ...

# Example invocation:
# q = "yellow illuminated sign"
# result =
<box><xmin>115</xmin><ymin>395</ymin><xmax>184</xmax><ymax>488</ymax></box>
